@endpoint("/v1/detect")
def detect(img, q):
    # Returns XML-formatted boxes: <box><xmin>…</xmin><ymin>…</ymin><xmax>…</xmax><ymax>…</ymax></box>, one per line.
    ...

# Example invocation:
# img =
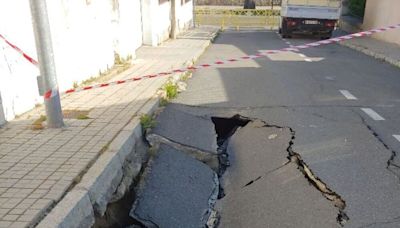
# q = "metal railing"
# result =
<box><xmin>195</xmin><ymin>8</ymin><xmax>281</xmax><ymax>29</ymax></box>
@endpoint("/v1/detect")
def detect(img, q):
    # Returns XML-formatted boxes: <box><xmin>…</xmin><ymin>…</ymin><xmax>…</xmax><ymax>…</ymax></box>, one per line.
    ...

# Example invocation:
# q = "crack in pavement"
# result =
<box><xmin>224</xmin><ymin>119</ymin><xmax>349</xmax><ymax>226</ymax></box>
<box><xmin>241</xmin><ymin>161</ymin><xmax>291</xmax><ymax>188</ymax></box>
<box><xmin>353</xmin><ymin>110</ymin><xmax>400</xmax><ymax>183</ymax></box>
<box><xmin>259</xmin><ymin>123</ymin><xmax>349</xmax><ymax>226</ymax></box>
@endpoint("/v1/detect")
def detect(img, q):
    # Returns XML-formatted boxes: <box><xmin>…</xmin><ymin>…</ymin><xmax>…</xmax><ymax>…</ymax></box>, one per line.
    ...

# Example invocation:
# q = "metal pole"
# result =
<box><xmin>170</xmin><ymin>0</ymin><xmax>177</xmax><ymax>39</ymax></box>
<box><xmin>192</xmin><ymin>0</ymin><xmax>196</xmax><ymax>27</ymax></box>
<box><xmin>30</xmin><ymin>0</ymin><xmax>64</xmax><ymax>128</ymax></box>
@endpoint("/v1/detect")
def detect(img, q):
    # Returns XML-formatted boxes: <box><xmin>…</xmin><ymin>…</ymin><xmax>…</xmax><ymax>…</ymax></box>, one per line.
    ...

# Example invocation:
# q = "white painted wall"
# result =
<box><xmin>363</xmin><ymin>0</ymin><xmax>400</xmax><ymax>46</ymax></box>
<box><xmin>177</xmin><ymin>0</ymin><xmax>194</xmax><ymax>31</ymax></box>
<box><xmin>141</xmin><ymin>0</ymin><xmax>194</xmax><ymax>46</ymax></box>
<box><xmin>141</xmin><ymin>0</ymin><xmax>172</xmax><ymax>46</ymax></box>
<box><xmin>0</xmin><ymin>0</ymin><xmax>144</xmax><ymax>124</ymax></box>
<box><xmin>0</xmin><ymin>0</ymin><xmax>192</xmax><ymax>125</ymax></box>
<box><xmin>0</xmin><ymin>2</ymin><xmax>40</xmax><ymax>124</ymax></box>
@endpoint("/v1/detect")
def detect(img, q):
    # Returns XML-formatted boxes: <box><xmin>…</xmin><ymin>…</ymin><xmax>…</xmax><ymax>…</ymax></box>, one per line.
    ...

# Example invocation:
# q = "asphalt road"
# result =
<box><xmin>172</xmin><ymin>29</ymin><xmax>400</xmax><ymax>227</ymax></box>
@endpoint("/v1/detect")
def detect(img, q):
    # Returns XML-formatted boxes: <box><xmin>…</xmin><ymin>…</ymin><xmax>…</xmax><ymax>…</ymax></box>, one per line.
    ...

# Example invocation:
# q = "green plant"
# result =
<box><xmin>164</xmin><ymin>82</ymin><xmax>178</xmax><ymax>100</ymax></box>
<box><xmin>160</xmin><ymin>98</ymin><xmax>169</xmax><ymax>107</ymax></box>
<box><xmin>32</xmin><ymin>115</ymin><xmax>47</xmax><ymax>130</ymax></box>
<box><xmin>76</xmin><ymin>114</ymin><xmax>90</xmax><ymax>120</ymax></box>
<box><xmin>349</xmin><ymin>0</ymin><xmax>366</xmax><ymax>18</ymax></box>
<box><xmin>73</xmin><ymin>81</ymin><xmax>79</xmax><ymax>89</ymax></box>
<box><xmin>140</xmin><ymin>114</ymin><xmax>156</xmax><ymax>131</ymax></box>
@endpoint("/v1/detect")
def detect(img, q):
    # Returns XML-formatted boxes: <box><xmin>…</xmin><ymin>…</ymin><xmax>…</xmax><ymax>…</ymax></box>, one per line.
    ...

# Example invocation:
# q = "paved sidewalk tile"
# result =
<box><xmin>0</xmin><ymin>27</ymin><xmax>218</xmax><ymax>227</ymax></box>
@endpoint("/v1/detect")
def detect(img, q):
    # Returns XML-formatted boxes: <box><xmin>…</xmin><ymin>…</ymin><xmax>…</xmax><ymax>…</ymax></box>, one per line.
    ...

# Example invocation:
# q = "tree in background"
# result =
<box><xmin>349</xmin><ymin>0</ymin><xmax>366</xmax><ymax>18</ymax></box>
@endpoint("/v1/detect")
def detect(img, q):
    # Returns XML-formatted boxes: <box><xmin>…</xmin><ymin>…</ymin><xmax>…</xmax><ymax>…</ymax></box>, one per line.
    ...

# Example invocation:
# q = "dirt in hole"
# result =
<box><xmin>211</xmin><ymin>115</ymin><xmax>250</xmax><ymax>199</ymax></box>
<box><xmin>93</xmin><ymin>187</ymin><xmax>145</xmax><ymax>228</ymax></box>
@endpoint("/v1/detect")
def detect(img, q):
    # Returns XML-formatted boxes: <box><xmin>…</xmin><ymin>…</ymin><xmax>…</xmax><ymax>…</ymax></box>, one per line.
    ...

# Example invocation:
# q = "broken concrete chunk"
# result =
<box><xmin>147</xmin><ymin>104</ymin><xmax>218</xmax><ymax>154</ymax></box>
<box><xmin>130</xmin><ymin>143</ymin><xmax>219</xmax><ymax>228</ymax></box>
<box><xmin>223</xmin><ymin>121</ymin><xmax>291</xmax><ymax>193</ymax></box>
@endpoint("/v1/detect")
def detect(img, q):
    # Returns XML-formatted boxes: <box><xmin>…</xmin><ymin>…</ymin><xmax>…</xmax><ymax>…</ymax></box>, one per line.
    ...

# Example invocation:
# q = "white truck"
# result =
<box><xmin>279</xmin><ymin>0</ymin><xmax>342</xmax><ymax>39</ymax></box>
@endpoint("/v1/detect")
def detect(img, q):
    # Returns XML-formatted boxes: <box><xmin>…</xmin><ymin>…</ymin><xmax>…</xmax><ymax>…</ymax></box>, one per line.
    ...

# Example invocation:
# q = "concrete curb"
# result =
<box><xmin>36</xmin><ymin>189</ymin><xmax>94</xmax><ymax>228</ymax></box>
<box><xmin>36</xmin><ymin>29</ymin><xmax>219</xmax><ymax>228</ymax></box>
<box><xmin>339</xmin><ymin>41</ymin><xmax>400</xmax><ymax>69</ymax></box>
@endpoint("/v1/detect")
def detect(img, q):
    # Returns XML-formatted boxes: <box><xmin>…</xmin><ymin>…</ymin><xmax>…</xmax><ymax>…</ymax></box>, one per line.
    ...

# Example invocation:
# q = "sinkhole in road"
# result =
<box><xmin>211</xmin><ymin>115</ymin><xmax>250</xmax><ymax>199</ymax></box>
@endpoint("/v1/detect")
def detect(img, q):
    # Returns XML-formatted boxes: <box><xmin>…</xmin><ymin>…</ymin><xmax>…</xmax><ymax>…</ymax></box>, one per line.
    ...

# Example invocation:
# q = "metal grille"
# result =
<box><xmin>195</xmin><ymin>8</ymin><xmax>281</xmax><ymax>29</ymax></box>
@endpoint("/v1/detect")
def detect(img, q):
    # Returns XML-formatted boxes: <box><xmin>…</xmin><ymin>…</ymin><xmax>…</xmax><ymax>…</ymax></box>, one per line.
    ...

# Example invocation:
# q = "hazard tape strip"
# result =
<box><xmin>0</xmin><ymin>34</ymin><xmax>39</xmax><ymax>66</ymax></box>
<box><xmin>3</xmin><ymin>23</ymin><xmax>400</xmax><ymax>100</ymax></box>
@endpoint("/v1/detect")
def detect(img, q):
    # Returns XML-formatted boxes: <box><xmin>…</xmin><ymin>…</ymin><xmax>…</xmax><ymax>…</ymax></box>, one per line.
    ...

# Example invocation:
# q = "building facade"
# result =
<box><xmin>0</xmin><ymin>0</ymin><xmax>193</xmax><ymax>125</ymax></box>
<box><xmin>363</xmin><ymin>0</ymin><xmax>400</xmax><ymax>45</ymax></box>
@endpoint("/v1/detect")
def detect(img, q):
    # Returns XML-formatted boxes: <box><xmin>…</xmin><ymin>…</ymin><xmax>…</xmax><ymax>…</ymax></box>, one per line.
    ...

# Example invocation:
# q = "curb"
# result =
<box><xmin>36</xmin><ymin>29</ymin><xmax>218</xmax><ymax>228</ymax></box>
<box><xmin>339</xmin><ymin>41</ymin><xmax>400</xmax><ymax>69</ymax></box>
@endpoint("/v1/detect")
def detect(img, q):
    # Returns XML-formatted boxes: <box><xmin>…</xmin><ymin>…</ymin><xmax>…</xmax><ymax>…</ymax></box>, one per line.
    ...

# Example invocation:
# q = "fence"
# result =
<box><xmin>195</xmin><ymin>8</ymin><xmax>281</xmax><ymax>29</ymax></box>
<box><xmin>195</xmin><ymin>0</ymin><xmax>282</xmax><ymax>6</ymax></box>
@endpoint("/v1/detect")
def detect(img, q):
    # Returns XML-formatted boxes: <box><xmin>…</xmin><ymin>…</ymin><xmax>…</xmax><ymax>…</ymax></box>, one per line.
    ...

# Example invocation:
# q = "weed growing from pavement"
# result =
<box><xmin>32</xmin><ymin>115</ymin><xmax>47</xmax><ymax>130</ymax></box>
<box><xmin>164</xmin><ymin>82</ymin><xmax>178</xmax><ymax>100</ymax></box>
<box><xmin>76</xmin><ymin>114</ymin><xmax>90</xmax><ymax>120</ymax></box>
<box><xmin>140</xmin><ymin>114</ymin><xmax>156</xmax><ymax>131</ymax></box>
<box><xmin>160</xmin><ymin>98</ymin><xmax>169</xmax><ymax>107</ymax></box>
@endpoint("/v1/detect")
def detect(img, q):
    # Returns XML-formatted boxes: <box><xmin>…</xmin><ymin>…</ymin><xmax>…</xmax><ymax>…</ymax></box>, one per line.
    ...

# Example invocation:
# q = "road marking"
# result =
<box><xmin>339</xmin><ymin>90</ymin><xmax>358</xmax><ymax>100</ymax></box>
<box><xmin>361</xmin><ymin>108</ymin><xmax>385</xmax><ymax>121</ymax></box>
<box><xmin>304</xmin><ymin>58</ymin><xmax>312</xmax><ymax>62</ymax></box>
<box><xmin>299</xmin><ymin>54</ymin><xmax>306</xmax><ymax>58</ymax></box>
<box><xmin>325</xmin><ymin>76</ymin><xmax>335</xmax><ymax>80</ymax></box>
<box><xmin>394</xmin><ymin>135</ymin><xmax>400</xmax><ymax>142</ymax></box>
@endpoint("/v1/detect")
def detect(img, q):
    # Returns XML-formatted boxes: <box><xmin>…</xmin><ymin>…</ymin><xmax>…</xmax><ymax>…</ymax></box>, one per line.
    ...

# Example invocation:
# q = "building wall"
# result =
<box><xmin>0</xmin><ymin>0</ymin><xmax>193</xmax><ymax>125</ymax></box>
<box><xmin>142</xmin><ymin>0</ymin><xmax>172</xmax><ymax>46</ymax></box>
<box><xmin>177</xmin><ymin>0</ymin><xmax>194</xmax><ymax>30</ymax></box>
<box><xmin>363</xmin><ymin>0</ymin><xmax>400</xmax><ymax>45</ymax></box>
<box><xmin>0</xmin><ymin>1</ymin><xmax>39</xmax><ymax>124</ymax></box>
<box><xmin>0</xmin><ymin>0</ymin><xmax>143</xmax><ymax>124</ymax></box>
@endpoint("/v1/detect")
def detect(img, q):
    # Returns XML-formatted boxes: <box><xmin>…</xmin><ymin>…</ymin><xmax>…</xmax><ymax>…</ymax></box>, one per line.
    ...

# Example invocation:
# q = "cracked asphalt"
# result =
<box><xmin>171</xmin><ymin>29</ymin><xmax>400</xmax><ymax>227</ymax></box>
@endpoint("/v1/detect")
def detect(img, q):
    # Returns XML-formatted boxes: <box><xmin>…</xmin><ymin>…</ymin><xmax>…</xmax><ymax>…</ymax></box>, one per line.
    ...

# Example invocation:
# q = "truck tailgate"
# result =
<box><xmin>281</xmin><ymin>0</ymin><xmax>341</xmax><ymax>20</ymax></box>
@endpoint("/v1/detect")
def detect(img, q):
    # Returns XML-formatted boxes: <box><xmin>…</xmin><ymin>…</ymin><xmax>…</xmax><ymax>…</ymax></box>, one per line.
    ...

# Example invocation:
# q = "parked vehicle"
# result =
<box><xmin>279</xmin><ymin>0</ymin><xmax>342</xmax><ymax>39</ymax></box>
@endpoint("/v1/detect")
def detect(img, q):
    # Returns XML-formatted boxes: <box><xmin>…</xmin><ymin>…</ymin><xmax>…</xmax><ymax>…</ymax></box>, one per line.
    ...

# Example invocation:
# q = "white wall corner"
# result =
<box><xmin>0</xmin><ymin>93</ymin><xmax>6</xmax><ymax>126</ymax></box>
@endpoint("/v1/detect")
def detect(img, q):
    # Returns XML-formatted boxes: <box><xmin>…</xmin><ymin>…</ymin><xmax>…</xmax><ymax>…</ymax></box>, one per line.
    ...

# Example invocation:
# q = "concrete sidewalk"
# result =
<box><xmin>338</xmin><ymin>16</ymin><xmax>400</xmax><ymax>68</ymax></box>
<box><xmin>339</xmin><ymin>36</ymin><xmax>400</xmax><ymax>69</ymax></box>
<box><xmin>0</xmin><ymin>27</ymin><xmax>218</xmax><ymax>228</ymax></box>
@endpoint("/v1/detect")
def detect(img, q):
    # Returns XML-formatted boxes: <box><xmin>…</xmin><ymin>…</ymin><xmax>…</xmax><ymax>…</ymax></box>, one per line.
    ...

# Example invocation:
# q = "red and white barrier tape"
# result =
<box><xmin>3</xmin><ymin>23</ymin><xmax>400</xmax><ymax>99</ymax></box>
<box><xmin>54</xmin><ymin>23</ymin><xmax>399</xmax><ymax>99</ymax></box>
<box><xmin>0</xmin><ymin>34</ymin><xmax>39</xmax><ymax>66</ymax></box>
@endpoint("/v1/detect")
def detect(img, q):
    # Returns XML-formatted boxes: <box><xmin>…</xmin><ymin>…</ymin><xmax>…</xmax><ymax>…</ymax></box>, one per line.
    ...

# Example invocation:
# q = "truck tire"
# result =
<box><xmin>281</xmin><ymin>21</ymin><xmax>291</xmax><ymax>38</ymax></box>
<box><xmin>321</xmin><ymin>31</ymin><xmax>333</xmax><ymax>40</ymax></box>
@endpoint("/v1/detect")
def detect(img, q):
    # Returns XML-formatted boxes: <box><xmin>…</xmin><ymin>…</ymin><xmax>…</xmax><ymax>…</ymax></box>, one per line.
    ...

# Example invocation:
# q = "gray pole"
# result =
<box><xmin>170</xmin><ymin>0</ymin><xmax>177</xmax><ymax>39</ymax></box>
<box><xmin>192</xmin><ymin>0</ymin><xmax>196</xmax><ymax>27</ymax></box>
<box><xmin>30</xmin><ymin>0</ymin><xmax>64</xmax><ymax>128</ymax></box>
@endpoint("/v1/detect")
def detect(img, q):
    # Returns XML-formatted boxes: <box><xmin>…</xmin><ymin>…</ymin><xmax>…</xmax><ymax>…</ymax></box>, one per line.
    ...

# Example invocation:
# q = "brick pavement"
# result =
<box><xmin>0</xmin><ymin>27</ymin><xmax>218</xmax><ymax>228</ymax></box>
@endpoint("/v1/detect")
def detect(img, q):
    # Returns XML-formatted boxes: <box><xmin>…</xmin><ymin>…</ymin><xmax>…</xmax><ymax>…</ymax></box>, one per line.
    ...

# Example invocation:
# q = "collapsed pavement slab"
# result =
<box><xmin>130</xmin><ymin>143</ymin><xmax>219</xmax><ymax>228</ymax></box>
<box><xmin>217</xmin><ymin>120</ymin><xmax>339</xmax><ymax>228</ymax></box>
<box><xmin>147</xmin><ymin>103</ymin><xmax>218</xmax><ymax>154</ymax></box>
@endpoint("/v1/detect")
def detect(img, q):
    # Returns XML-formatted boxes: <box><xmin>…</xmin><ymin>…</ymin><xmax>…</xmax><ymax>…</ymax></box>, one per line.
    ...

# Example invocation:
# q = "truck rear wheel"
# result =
<box><xmin>281</xmin><ymin>24</ymin><xmax>291</xmax><ymax>38</ymax></box>
<box><xmin>321</xmin><ymin>31</ymin><xmax>333</xmax><ymax>40</ymax></box>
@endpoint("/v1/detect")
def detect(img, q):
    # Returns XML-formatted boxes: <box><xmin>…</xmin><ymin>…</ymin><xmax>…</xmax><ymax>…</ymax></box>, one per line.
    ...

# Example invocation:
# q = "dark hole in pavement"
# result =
<box><xmin>211</xmin><ymin>115</ymin><xmax>250</xmax><ymax>199</ymax></box>
<box><xmin>93</xmin><ymin>189</ymin><xmax>145</xmax><ymax>228</ymax></box>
